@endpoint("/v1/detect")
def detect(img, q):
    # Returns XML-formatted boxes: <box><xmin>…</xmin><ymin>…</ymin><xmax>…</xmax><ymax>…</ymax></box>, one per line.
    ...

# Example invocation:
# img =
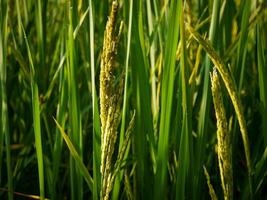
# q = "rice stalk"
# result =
<box><xmin>99</xmin><ymin>1</ymin><xmax>124</xmax><ymax>199</ymax></box>
<box><xmin>187</xmin><ymin>25</ymin><xmax>252</xmax><ymax>196</ymax></box>
<box><xmin>203</xmin><ymin>166</ymin><xmax>218</xmax><ymax>200</ymax></box>
<box><xmin>211</xmin><ymin>68</ymin><xmax>233</xmax><ymax>200</ymax></box>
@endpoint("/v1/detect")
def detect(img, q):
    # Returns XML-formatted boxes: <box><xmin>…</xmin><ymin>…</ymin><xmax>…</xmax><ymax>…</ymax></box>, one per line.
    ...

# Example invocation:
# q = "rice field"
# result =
<box><xmin>0</xmin><ymin>0</ymin><xmax>267</xmax><ymax>199</ymax></box>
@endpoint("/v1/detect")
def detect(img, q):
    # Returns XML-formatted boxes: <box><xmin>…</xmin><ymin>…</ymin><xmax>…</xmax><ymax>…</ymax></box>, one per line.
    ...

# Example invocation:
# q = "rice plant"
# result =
<box><xmin>0</xmin><ymin>0</ymin><xmax>267</xmax><ymax>199</ymax></box>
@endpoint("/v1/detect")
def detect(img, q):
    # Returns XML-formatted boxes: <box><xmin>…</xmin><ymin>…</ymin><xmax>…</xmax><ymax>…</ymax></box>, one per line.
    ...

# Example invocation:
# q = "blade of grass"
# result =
<box><xmin>231</xmin><ymin>5</ymin><xmax>252</xmax><ymax>191</ymax></box>
<box><xmin>22</xmin><ymin>25</ymin><xmax>45</xmax><ymax>200</ymax></box>
<box><xmin>231</xmin><ymin>4</ymin><xmax>252</xmax><ymax>187</ymax></box>
<box><xmin>175</xmin><ymin>3</ymin><xmax>193</xmax><ymax>200</ymax></box>
<box><xmin>54</xmin><ymin>118</ymin><xmax>93</xmax><ymax>191</ymax></box>
<box><xmin>0</xmin><ymin>0</ymin><xmax>13</xmax><ymax>199</ymax></box>
<box><xmin>152</xmin><ymin>0</ymin><xmax>163</xmax><ymax>51</ymax></box>
<box><xmin>51</xmin><ymin>40</ymin><xmax>68</xmax><ymax>199</ymax></box>
<box><xmin>22</xmin><ymin>0</ymin><xmax>28</xmax><ymax>25</ymax></box>
<box><xmin>15</xmin><ymin>0</ymin><xmax>23</xmax><ymax>43</ymax></box>
<box><xmin>253</xmin><ymin>18</ymin><xmax>267</xmax><ymax>197</ymax></box>
<box><xmin>155</xmin><ymin>0</ymin><xmax>181</xmax><ymax>199</ymax></box>
<box><xmin>255</xmin><ymin>146</ymin><xmax>267</xmax><ymax>194</ymax></box>
<box><xmin>146</xmin><ymin>0</ymin><xmax>157</xmax><ymax>116</ymax></box>
<box><xmin>0</xmin><ymin>188</ymin><xmax>49</xmax><ymax>200</ymax></box>
<box><xmin>0</xmin><ymin>0</ymin><xmax>4</xmax><ymax>180</ymax></box>
<box><xmin>44</xmin><ymin>5</ymin><xmax>90</xmax><ymax>101</ymax></box>
<box><xmin>256</xmin><ymin>23</ymin><xmax>267</xmax><ymax>145</ymax></box>
<box><xmin>88</xmin><ymin>0</ymin><xmax>101</xmax><ymax>199</ymax></box>
<box><xmin>194</xmin><ymin>1</ymin><xmax>220</xmax><ymax>198</ymax></box>
<box><xmin>112</xmin><ymin>0</ymin><xmax>133</xmax><ymax>199</ymax></box>
<box><xmin>131</xmin><ymin>1</ymin><xmax>154</xmax><ymax>198</ymax></box>
<box><xmin>223</xmin><ymin>3</ymin><xmax>266</xmax><ymax>62</ymax></box>
<box><xmin>35</xmin><ymin>0</ymin><xmax>45</xmax><ymax>87</ymax></box>
<box><xmin>236</xmin><ymin>0</ymin><xmax>251</xmax><ymax>91</ymax></box>
<box><xmin>67</xmin><ymin>2</ymin><xmax>83</xmax><ymax>199</ymax></box>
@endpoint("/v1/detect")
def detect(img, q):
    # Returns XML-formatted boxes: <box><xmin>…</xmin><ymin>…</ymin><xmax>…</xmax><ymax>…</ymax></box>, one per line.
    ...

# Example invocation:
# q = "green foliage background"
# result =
<box><xmin>0</xmin><ymin>0</ymin><xmax>267</xmax><ymax>199</ymax></box>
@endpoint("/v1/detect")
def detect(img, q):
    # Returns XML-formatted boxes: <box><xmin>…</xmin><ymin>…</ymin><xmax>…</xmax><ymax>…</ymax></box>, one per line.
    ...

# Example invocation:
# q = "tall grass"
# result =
<box><xmin>0</xmin><ymin>0</ymin><xmax>267</xmax><ymax>199</ymax></box>
<box><xmin>0</xmin><ymin>1</ymin><xmax>13</xmax><ymax>200</ymax></box>
<box><xmin>155</xmin><ymin>1</ymin><xmax>181</xmax><ymax>199</ymax></box>
<box><xmin>23</xmin><ymin>24</ymin><xmax>45</xmax><ymax>200</ymax></box>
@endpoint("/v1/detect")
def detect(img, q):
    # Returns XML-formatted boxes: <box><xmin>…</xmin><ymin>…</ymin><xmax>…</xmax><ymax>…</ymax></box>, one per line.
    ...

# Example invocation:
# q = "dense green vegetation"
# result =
<box><xmin>0</xmin><ymin>0</ymin><xmax>267</xmax><ymax>199</ymax></box>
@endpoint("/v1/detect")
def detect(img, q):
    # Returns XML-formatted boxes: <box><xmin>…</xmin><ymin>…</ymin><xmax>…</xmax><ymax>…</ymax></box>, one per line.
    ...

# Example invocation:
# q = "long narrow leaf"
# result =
<box><xmin>54</xmin><ymin>118</ymin><xmax>93</xmax><ymax>191</ymax></box>
<box><xmin>155</xmin><ymin>0</ymin><xmax>181</xmax><ymax>199</ymax></box>
<box><xmin>0</xmin><ymin>0</ymin><xmax>13</xmax><ymax>199</ymax></box>
<box><xmin>22</xmin><ymin>25</ymin><xmax>45</xmax><ymax>200</ymax></box>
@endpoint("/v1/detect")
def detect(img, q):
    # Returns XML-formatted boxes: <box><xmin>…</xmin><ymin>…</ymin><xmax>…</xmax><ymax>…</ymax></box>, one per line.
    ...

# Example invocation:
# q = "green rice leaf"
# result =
<box><xmin>54</xmin><ymin>118</ymin><xmax>93</xmax><ymax>192</ymax></box>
